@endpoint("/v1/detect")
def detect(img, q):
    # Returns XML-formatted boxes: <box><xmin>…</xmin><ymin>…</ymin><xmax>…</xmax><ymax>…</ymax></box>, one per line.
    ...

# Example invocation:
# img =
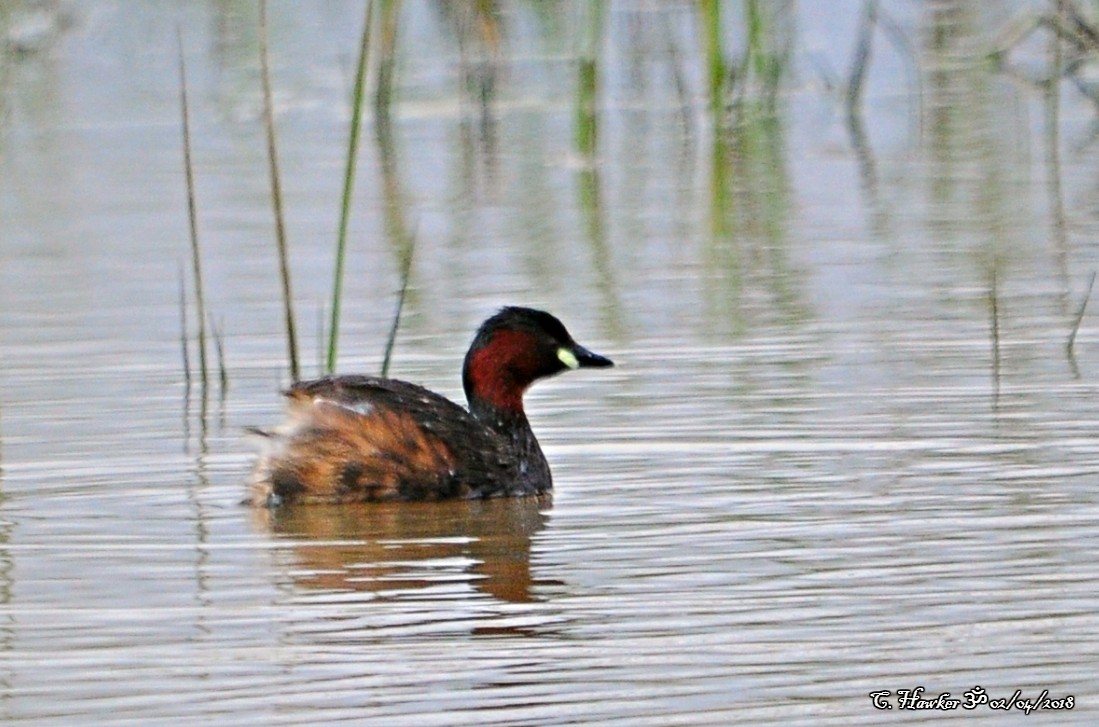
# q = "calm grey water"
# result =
<box><xmin>2</xmin><ymin>1</ymin><xmax>1099</xmax><ymax>724</ymax></box>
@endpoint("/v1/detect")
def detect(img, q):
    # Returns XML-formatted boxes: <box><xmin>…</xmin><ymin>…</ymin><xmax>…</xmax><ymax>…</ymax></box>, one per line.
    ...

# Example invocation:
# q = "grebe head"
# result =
<box><xmin>462</xmin><ymin>306</ymin><xmax>613</xmax><ymax>413</ymax></box>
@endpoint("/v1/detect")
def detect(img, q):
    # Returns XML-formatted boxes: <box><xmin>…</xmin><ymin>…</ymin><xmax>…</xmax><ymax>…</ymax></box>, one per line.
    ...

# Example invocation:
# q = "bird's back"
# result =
<box><xmin>249</xmin><ymin>375</ymin><xmax>530</xmax><ymax>505</ymax></box>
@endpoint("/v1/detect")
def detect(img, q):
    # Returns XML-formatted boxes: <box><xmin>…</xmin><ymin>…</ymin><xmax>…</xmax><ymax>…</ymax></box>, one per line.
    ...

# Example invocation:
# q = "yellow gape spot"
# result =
<box><xmin>557</xmin><ymin>347</ymin><xmax>580</xmax><ymax>369</ymax></box>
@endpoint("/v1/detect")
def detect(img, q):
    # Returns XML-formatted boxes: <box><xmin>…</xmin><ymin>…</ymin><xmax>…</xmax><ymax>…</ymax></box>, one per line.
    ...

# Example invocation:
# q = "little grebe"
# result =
<box><xmin>249</xmin><ymin>306</ymin><xmax>613</xmax><ymax>506</ymax></box>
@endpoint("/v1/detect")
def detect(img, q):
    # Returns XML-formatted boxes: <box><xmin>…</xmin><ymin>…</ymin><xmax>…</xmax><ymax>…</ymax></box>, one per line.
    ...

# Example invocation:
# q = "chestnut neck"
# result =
<box><xmin>463</xmin><ymin>332</ymin><xmax>553</xmax><ymax>492</ymax></box>
<box><xmin>460</xmin><ymin>318</ymin><xmax>566</xmax><ymax>494</ymax></box>
<box><xmin>462</xmin><ymin>328</ymin><xmax>559</xmax><ymax>423</ymax></box>
<box><xmin>465</xmin><ymin>334</ymin><xmax>524</xmax><ymax>413</ymax></box>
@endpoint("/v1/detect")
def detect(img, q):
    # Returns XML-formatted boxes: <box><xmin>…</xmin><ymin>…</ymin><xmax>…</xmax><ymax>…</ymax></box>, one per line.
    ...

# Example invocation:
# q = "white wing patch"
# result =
<box><xmin>314</xmin><ymin>396</ymin><xmax>375</xmax><ymax>417</ymax></box>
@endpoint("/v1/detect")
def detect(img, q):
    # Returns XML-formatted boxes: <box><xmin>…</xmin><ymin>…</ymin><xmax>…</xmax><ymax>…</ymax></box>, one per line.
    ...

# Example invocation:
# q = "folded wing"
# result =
<box><xmin>250</xmin><ymin>376</ymin><xmax>517</xmax><ymax>505</ymax></box>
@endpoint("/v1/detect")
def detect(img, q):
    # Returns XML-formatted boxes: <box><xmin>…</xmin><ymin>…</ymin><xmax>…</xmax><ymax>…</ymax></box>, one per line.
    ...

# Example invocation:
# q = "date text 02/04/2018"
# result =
<box><xmin>868</xmin><ymin>686</ymin><xmax>1074</xmax><ymax>714</ymax></box>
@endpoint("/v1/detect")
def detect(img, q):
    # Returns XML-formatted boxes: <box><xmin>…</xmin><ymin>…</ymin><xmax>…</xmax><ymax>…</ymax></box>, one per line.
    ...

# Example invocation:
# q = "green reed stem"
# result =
<box><xmin>576</xmin><ymin>58</ymin><xmax>597</xmax><ymax>157</ymax></box>
<box><xmin>575</xmin><ymin>1</ymin><xmax>605</xmax><ymax>159</ymax></box>
<box><xmin>178</xmin><ymin>261</ymin><xmax>191</xmax><ymax>388</ymax></box>
<box><xmin>847</xmin><ymin>0</ymin><xmax>877</xmax><ymax>120</ymax></box>
<box><xmin>741</xmin><ymin>0</ymin><xmax>790</xmax><ymax>110</ymax></box>
<box><xmin>209</xmin><ymin>314</ymin><xmax>229</xmax><ymax>394</ymax></box>
<box><xmin>380</xmin><ymin>231</ymin><xmax>416</xmax><ymax>378</ymax></box>
<box><xmin>327</xmin><ymin>0</ymin><xmax>375</xmax><ymax>374</ymax></box>
<box><xmin>1069</xmin><ymin>270</ymin><xmax>1096</xmax><ymax>353</ymax></box>
<box><xmin>177</xmin><ymin>28</ymin><xmax>209</xmax><ymax>390</ymax></box>
<box><xmin>259</xmin><ymin>0</ymin><xmax>300</xmax><ymax>381</ymax></box>
<box><xmin>700</xmin><ymin>0</ymin><xmax>726</xmax><ymax>120</ymax></box>
<box><xmin>374</xmin><ymin>0</ymin><xmax>399</xmax><ymax>120</ymax></box>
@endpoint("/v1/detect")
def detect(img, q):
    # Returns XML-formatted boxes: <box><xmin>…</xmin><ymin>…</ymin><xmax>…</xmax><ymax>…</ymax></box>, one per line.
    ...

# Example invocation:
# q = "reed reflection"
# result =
<box><xmin>254</xmin><ymin>495</ymin><xmax>551</xmax><ymax>604</ymax></box>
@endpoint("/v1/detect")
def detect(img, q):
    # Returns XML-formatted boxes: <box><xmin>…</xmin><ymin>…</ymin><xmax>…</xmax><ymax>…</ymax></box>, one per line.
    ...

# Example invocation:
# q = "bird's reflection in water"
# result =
<box><xmin>253</xmin><ymin>495</ymin><xmax>553</xmax><ymax>603</ymax></box>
